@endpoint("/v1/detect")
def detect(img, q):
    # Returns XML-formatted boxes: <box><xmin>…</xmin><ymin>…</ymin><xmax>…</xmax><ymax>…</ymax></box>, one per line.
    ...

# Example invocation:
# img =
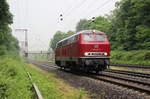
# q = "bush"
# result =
<box><xmin>0</xmin><ymin>54</ymin><xmax>88</xmax><ymax>99</ymax></box>
<box><xmin>111</xmin><ymin>50</ymin><xmax>150</xmax><ymax>65</ymax></box>
<box><xmin>0</xmin><ymin>81</ymin><xmax>8</xmax><ymax>98</ymax></box>
<box><xmin>0</xmin><ymin>46</ymin><xmax>7</xmax><ymax>55</ymax></box>
<box><xmin>0</xmin><ymin>57</ymin><xmax>32</xmax><ymax>99</ymax></box>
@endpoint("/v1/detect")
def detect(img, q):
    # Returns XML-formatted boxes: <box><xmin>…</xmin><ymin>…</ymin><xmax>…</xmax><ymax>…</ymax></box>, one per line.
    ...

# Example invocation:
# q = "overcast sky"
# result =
<box><xmin>7</xmin><ymin>0</ymin><xmax>119</xmax><ymax>51</ymax></box>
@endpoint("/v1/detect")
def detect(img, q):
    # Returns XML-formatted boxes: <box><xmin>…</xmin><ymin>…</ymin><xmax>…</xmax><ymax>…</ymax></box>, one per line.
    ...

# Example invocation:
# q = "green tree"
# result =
<box><xmin>76</xmin><ymin>16</ymin><xmax>111</xmax><ymax>33</ymax></box>
<box><xmin>109</xmin><ymin>0</ymin><xmax>150</xmax><ymax>50</ymax></box>
<box><xmin>0</xmin><ymin>0</ymin><xmax>19</xmax><ymax>55</ymax></box>
<box><xmin>76</xmin><ymin>19</ymin><xmax>90</xmax><ymax>32</ymax></box>
<box><xmin>50</xmin><ymin>31</ymin><xmax>64</xmax><ymax>50</ymax></box>
<box><xmin>89</xmin><ymin>16</ymin><xmax>112</xmax><ymax>33</ymax></box>
<box><xmin>50</xmin><ymin>30</ymin><xmax>75</xmax><ymax>50</ymax></box>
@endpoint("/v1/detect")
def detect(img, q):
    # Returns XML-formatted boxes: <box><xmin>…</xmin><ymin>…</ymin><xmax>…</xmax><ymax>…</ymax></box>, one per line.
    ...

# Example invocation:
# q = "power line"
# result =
<box><xmin>61</xmin><ymin>0</ymin><xmax>115</xmax><ymax>31</ymax></box>
<box><xmin>58</xmin><ymin>0</ymin><xmax>89</xmax><ymax>31</ymax></box>
<box><xmin>66</xmin><ymin>0</ymin><xmax>99</xmax><ymax>28</ymax></box>
<box><xmin>62</xmin><ymin>0</ymin><xmax>79</xmax><ymax>15</ymax></box>
<box><xmin>84</xmin><ymin>0</ymin><xmax>114</xmax><ymax>18</ymax></box>
<box><xmin>78</xmin><ymin>0</ymin><xmax>98</xmax><ymax>16</ymax></box>
<box><xmin>64</xmin><ymin>0</ymin><xmax>88</xmax><ymax>18</ymax></box>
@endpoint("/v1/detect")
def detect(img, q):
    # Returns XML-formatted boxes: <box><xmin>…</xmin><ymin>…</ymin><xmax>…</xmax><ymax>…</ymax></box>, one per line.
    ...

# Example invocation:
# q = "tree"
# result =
<box><xmin>76</xmin><ymin>16</ymin><xmax>111</xmax><ymax>33</ymax></box>
<box><xmin>0</xmin><ymin>0</ymin><xmax>19</xmax><ymax>54</ymax></box>
<box><xmin>76</xmin><ymin>19</ymin><xmax>90</xmax><ymax>32</ymax></box>
<box><xmin>50</xmin><ymin>31</ymin><xmax>64</xmax><ymax>50</ymax></box>
<box><xmin>109</xmin><ymin>0</ymin><xmax>150</xmax><ymax>50</ymax></box>
<box><xmin>88</xmin><ymin>16</ymin><xmax>112</xmax><ymax>33</ymax></box>
<box><xmin>50</xmin><ymin>30</ymin><xmax>75</xmax><ymax>50</ymax></box>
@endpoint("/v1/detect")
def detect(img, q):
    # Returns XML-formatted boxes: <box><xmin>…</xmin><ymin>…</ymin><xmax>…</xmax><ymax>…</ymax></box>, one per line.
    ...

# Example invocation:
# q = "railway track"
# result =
<box><xmin>94</xmin><ymin>70</ymin><xmax>150</xmax><ymax>94</ymax></box>
<box><xmin>29</xmin><ymin>60</ymin><xmax>150</xmax><ymax>95</ymax></box>
<box><xmin>91</xmin><ymin>74</ymin><xmax>150</xmax><ymax>94</ymax></box>
<box><xmin>111</xmin><ymin>63</ymin><xmax>150</xmax><ymax>69</ymax></box>
<box><xmin>105</xmin><ymin>69</ymin><xmax>150</xmax><ymax>78</ymax></box>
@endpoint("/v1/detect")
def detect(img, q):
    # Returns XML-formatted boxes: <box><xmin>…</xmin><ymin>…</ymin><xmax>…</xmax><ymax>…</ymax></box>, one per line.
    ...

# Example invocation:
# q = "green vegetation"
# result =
<box><xmin>0</xmin><ymin>55</ymin><xmax>33</xmax><ymax>99</ymax></box>
<box><xmin>0</xmin><ymin>0</ymin><xmax>19</xmax><ymax>55</ymax></box>
<box><xmin>109</xmin><ymin>0</ymin><xmax>150</xmax><ymax>50</ymax></box>
<box><xmin>111</xmin><ymin>50</ymin><xmax>150</xmax><ymax>65</ymax></box>
<box><xmin>0</xmin><ymin>54</ymin><xmax>89</xmax><ymax>99</ymax></box>
<box><xmin>76</xmin><ymin>16</ymin><xmax>111</xmax><ymax>33</ymax></box>
<box><xmin>27</xmin><ymin>64</ymin><xmax>89</xmax><ymax>99</ymax></box>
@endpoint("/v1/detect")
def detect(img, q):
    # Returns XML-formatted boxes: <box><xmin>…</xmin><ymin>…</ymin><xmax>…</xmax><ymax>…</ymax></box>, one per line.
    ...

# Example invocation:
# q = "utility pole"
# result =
<box><xmin>15</xmin><ymin>29</ymin><xmax>28</xmax><ymax>57</ymax></box>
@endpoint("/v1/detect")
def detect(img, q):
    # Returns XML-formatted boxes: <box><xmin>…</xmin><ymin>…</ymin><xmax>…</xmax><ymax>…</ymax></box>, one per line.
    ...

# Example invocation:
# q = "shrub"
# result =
<box><xmin>111</xmin><ymin>50</ymin><xmax>150</xmax><ymax>65</ymax></box>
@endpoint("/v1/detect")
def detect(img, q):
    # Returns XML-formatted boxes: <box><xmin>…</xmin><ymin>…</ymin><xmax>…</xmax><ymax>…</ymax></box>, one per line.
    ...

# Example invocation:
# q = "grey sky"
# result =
<box><xmin>7</xmin><ymin>0</ymin><xmax>119</xmax><ymax>51</ymax></box>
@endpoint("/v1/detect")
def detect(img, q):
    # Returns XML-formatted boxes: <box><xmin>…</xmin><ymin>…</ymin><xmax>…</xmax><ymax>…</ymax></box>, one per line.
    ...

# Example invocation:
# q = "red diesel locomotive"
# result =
<box><xmin>55</xmin><ymin>30</ymin><xmax>110</xmax><ymax>72</ymax></box>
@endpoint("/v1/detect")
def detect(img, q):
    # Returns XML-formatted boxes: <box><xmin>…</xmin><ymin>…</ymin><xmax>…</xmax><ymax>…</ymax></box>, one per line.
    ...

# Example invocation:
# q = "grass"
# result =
<box><xmin>27</xmin><ymin>64</ymin><xmax>89</xmax><ymax>99</ymax></box>
<box><xmin>0</xmin><ymin>56</ymin><xmax>33</xmax><ymax>99</ymax></box>
<box><xmin>0</xmin><ymin>54</ymin><xmax>89</xmax><ymax>99</ymax></box>
<box><xmin>111</xmin><ymin>50</ymin><xmax>150</xmax><ymax>65</ymax></box>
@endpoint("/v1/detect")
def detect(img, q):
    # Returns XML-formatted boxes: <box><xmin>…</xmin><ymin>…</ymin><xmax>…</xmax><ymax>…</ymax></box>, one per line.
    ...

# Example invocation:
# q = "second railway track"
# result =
<box><xmin>111</xmin><ymin>63</ymin><xmax>150</xmax><ymax>69</ymax></box>
<box><xmin>105</xmin><ymin>69</ymin><xmax>150</xmax><ymax>78</ymax></box>
<box><xmin>94</xmin><ymin>72</ymin><xmax>150</xmax><ymax>94</ymax></box>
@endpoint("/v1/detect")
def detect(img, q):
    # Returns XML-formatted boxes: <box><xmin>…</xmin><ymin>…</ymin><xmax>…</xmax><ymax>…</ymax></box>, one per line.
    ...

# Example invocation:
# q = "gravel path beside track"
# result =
<box><xmin>28</xmin><ymin>60</ymin><xmax>150</xmax><ymax>99</ymax></box>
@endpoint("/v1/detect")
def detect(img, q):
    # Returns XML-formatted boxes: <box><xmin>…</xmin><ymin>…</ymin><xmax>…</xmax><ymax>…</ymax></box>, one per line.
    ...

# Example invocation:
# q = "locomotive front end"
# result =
<box><xmin>79</xmin><ymin>30</ymin><xmax>110</xmax><ymax>72</ymax></box>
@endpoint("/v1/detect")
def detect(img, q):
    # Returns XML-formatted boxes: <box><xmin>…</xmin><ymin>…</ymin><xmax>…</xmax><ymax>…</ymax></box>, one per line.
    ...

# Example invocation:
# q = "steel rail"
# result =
<box><xmin>98</xmin><ymin>73</ymin><xmax>150</xmax><ymax>86</ymax></box>
<box><xmin>105</xmin><ymin>69</ymin><xmax>150</xmax><ymax>78</ymax></box>
<box><xmin>110</xmin><ymin>63</ymin><xmax>150</xmax><ymax>69</ymax></box>
<box><xmin>91</xmin><ymin>75</ymin><xmax>150</xmax><ymax>94</ymax></box>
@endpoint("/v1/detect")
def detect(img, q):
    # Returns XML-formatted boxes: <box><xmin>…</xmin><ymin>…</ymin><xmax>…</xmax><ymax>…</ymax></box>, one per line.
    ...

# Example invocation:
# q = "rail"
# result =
<box><xmin>110</xmin><ymin>63</ymin><xmax>150</xmax><ymax>69</ymax></box>
<box><xmin>105</xmin><ymin>69</ymin><xmax>150</xmax><ymax>78</ymax></box>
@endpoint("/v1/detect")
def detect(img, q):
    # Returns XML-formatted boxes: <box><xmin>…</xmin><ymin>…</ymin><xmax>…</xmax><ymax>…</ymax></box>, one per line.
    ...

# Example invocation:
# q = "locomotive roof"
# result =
<box><xmin>57</xmin><ymin>30</ymin><xmax>106</xmax><ymax>44</ymax></box>
<box><xmin>77</xmin><ymin>30</ymin><xmax>105</xmax><ymax>34</ymax></box>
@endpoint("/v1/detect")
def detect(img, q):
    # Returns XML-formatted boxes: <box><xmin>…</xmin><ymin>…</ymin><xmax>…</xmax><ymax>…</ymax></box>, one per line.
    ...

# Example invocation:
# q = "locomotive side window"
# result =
<box><xmin>69</xmin><ymin>35</ymin><xmax>78</xmax><ymax>44</ymax></box>
<box><xmin>56</xmin><ymin>43</ymin><xmax>59</xmax><ymax>48</ymax></box>
<box><xmin>83</xmin><ymin>34</ymin><xmax>94</xmax><ymax>41</ymax></box>
<box><xmin>56</xmin><ymin>34</ymin><xmax>79</xmax><ymax>48</ymax></box>
<box><xmin>70</xmin><ymin>37</ymin><xmax>74</xmax><ymax>43</ymax></box>
<box><xmin>57</xmin><ymin>41</ymin><xmax>63</xmax><ymax>48</ymax></box>
<box><xmin>96</xmin><ymin>34</ymin><xmax>106</xmax><ymax>41</ymax></box>
<box><xmin>74</xmin><ymin>35</ymin><xmax>78</xmax><ymax>41</ymax></box>
<box><xmin>63</xmin><ymin>40</ymin><xmax>68</xmax><ymax>46</ymax></box>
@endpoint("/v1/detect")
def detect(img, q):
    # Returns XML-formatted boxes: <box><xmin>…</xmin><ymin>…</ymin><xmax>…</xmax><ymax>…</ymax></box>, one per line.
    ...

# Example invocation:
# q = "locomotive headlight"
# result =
<box><xmin>84</xmin><ymin>52</ymin><xmax>88</xmax><ymax>56</ymax></box>
<box><xmin>104</xmin><ymin>52</ymin><xmax>107</xmax><ymax>56</ymax></box>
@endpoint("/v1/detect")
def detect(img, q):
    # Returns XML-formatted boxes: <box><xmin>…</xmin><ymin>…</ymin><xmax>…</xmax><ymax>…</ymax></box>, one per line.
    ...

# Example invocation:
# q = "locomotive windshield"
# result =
<box><xmin>96</xmin><ymin>34</ymin><xmax>106</xmax><ymax>41</ymax></box>
<box><xmin>83</xmin><ymin>34</ymin><xmax>94</xmax><ymax>41</ymax></box>
<box><xmin>83</xmin><ymin>34</ymin><xmax>106</xmax><ymax>41</ymax></box>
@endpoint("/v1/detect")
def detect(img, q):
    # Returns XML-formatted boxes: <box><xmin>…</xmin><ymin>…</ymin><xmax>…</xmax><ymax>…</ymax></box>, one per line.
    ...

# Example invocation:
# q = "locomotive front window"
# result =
<box><xmin>83</xmin><ymin>34</ymin><xmax>94</xmax><ymax>41</ymax></box>
<box><xmin>96</xmin><ymin>34</ymin><xmax>106</xmax><ymax>41</ymax></box>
